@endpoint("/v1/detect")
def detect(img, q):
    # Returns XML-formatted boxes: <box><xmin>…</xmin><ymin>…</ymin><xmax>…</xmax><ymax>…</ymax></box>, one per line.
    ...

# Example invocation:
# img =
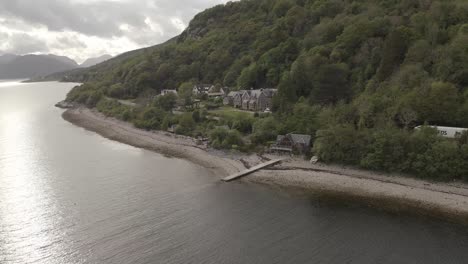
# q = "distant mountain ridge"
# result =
<box><xmin>0</xmin><ymin>54</ymin><xmax>78</xmax><ymax>79</ymax></box>
<box><xmin>0</xmin><ymin>54</ymin><xmax>19</xmax><ymax>64</ymax></box>
<box><xmin>80</xmin><ymin>55</ymin><xmax>112</xmax><ymax>68</ymax></box>
<box><xmin>0</xmin><ymin>53</ymin><xmax>114</xmax><ymax>80</ymax></box>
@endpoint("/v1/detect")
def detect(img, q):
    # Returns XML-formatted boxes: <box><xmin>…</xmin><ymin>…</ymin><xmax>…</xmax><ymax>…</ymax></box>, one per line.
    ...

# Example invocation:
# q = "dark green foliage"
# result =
<box><xmin>175</xmin><ymin>113</ymin><xmax>196</xmax><ymax>136</ymax></box>
<box><xmin>96</xmin><ymin>99</ymin><xmax>134</xmax><ymax>121</ymax></box>
<box><xmin>251</xmin><ymin>116</ymin><xmax>280</xmax><ymax>145</ymax></box>
<box><xmin>134</xmin><ymin>107</ymin><xmax>166</xmax><ymax>130</ymax></box>
<box><xmin>376</xmin><ymin>28</ymin><xmax>412</xmax><ymax>81</ymax></box>
<box><xmin>312</xmin><ymin>63</ymin><xmax>350</xmax><ymax>104</ymax></box>
<box><xmin>315</xmin><ymin>125</ymin><xmax>468</xmax><ymax>181</ymax></box>
<box><xmin>154</xmin><ymin>93</ymin><xmax>178</xmax><ymax>111</ymax></box>
<box><xmin>209</xmin><ymin>127</ymin><xmax>244</xmax><ymax>149</ymax></box>
<box><xmin>66</xmin><ymin>83</ymin><xmax>103</xmax><ymax>107</ymax></box>
<box><xmin>360</xmin><ymin>128</ymin><xmax>410</xmax><ymax>171</ymax></box>
<box><xmin>313</xmin><ymin>125</ymin><xmax>370</xmax><ymax>165</ymax></box>
<box><xmin>231</xmin><ymin>115</ymin><xmax>254</xmax><ymax>134</ymax></box>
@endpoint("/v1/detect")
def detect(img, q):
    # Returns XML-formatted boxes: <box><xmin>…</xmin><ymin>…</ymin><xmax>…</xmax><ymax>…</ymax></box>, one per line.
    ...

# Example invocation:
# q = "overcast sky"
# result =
<box><xmin>0</xmin><ymin>0</ymin><xmax>230</xmax><ymax>63</ymax></box>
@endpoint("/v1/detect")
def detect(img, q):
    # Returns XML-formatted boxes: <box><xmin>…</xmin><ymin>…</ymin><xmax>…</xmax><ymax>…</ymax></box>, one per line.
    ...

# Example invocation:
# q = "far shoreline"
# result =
<box><xmin>62</xmin><ymin>107</ymin><xmax>468</xmax><ymax>226</ymax></box>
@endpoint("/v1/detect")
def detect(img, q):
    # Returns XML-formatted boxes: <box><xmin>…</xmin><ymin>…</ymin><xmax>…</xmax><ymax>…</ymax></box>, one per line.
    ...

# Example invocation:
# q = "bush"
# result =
<box><xmin>232</xmin><ymin>115</ymin><xmax>254</xmax><ymax>134</ymax></box>
<box><xmin>360</xmin><ymin>128</ymin><xmax>410</xmax><ymax>172</ymax></box>
<box><xmin>313</xmin><ymin>125</ymin><xmax>370</xmax><ymax>165</ymax></box>
<box><xmin>412</xmin><ymin>140</ymin><xmax>461</xmax><ymax>181</ymax></box>
<box><xmin>251</xmin><ymin>116</ymin><xmax>279</xmax><ymax>145</ymax></box>
<box><xmin>209</xmin><ymin>127</ymin><xmax>244</xmax><ymax>149</ymax></box>
<box><xmin>96</xmin><ymin>98</ymin><xmax>134</xmax><ymax>121</ymax></box>
<box><xmin>154</xmin><ymin>93</ymin><xmax>178</xmax><ymax>111</ymax></box>
<box><xmin>85</xmin><ymin>91</ymin><xmax>103</xmax><ymax>107</ymax></box>
<box><xmin>134</xmin><ymin>107</ymin><xmax>166</xmax><ymax>130</ymax></box>
<box><xmin>175</xmin><ymin>113</ymin><xmax>196</xmax><ymax>135</ymax></box>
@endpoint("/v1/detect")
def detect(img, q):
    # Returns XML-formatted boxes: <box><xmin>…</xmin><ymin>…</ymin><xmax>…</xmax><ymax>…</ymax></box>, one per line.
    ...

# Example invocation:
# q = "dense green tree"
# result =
<box><xmin>376</xmin><ymin>28</ymin><xmax>412</xmax><ymax>81</ymax></box>
<box><xmin>412</xmin><ymin>82</ymin><xmax>459</xmax><ymax>125</ymax></box>
<box><xmin>176</xmin><ymin>113</ymin><xmax>196</xmax><ymax>135</ymax></box>
<box><xmin>312</xmin><ymin>63</ymin><xmax>350</xmax><ymax>104</ymax></box>
<box><xmin>155</xmin><ymin>93</ymin><xmax>178</xmax><ymax>111</ymax></box>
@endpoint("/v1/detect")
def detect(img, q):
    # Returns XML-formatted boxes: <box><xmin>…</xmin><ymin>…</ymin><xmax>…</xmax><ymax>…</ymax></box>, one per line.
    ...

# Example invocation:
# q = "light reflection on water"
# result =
<box><xmin>1</xmin><ymin>81</ymin><xmax>468</xmax><ymax>264</ymax></box>
<box><xmin>0</xmin><ymin>107</ymin><xmax>69</xmax><ymax>263</ymax></box>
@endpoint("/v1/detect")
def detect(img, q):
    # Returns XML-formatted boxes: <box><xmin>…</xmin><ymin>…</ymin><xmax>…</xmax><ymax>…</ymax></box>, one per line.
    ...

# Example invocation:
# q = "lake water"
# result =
<box><xmin>1</xmin><ymin>81</ymin><xmax>468</xmax><ymax>264</ymax></box>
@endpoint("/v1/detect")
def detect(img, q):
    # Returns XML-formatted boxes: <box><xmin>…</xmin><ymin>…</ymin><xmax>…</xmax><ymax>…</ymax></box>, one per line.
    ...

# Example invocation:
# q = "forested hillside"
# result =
<box><xmin>66</xmin><ymin>0</ymin><xmax>468</xmax><ymax>181</ymax></box>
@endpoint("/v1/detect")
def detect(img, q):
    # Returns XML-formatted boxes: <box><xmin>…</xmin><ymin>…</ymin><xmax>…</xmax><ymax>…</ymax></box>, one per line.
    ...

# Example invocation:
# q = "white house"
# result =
<box><xmin>161</xmin><ymin>89</ymin><xmax>178</xmax><ymax>96</ymax></box>
<box><xmin>415</xmin><ymin>126</ymin><xmax>468</xmax><ymax>138</ymax></box>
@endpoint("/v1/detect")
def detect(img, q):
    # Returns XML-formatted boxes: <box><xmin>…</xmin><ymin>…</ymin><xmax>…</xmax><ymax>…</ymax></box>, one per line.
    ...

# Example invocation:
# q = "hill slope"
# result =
<box><xmin>0</xmin><ymin>54</ymin><xmax>19</xmax><ymax>64</ymax></box>
<box><xmin>66</xmin><ymin>0</ymin><xmax>468</xmax><ymax>100</ymax></box>
<box><xmin>0</xmin><ymin>54</ymin><xmax>78</xmax><ymax>79</ymax></box>
<box><xmin>65</xmin><ymin>0</ymin><xmax>468</xmax><ymax>181</ymax></box>
<box><xmin>81</xmin><ymin>55</ymin><xmax>113</xmax><ymax>68</ymax></box>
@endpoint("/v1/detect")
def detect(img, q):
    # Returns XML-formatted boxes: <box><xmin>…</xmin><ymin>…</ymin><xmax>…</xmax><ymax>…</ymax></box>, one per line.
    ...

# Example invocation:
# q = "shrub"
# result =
<box><xmin>175</xmin><ymin>113</ymin><xmax>196</xmax><ymax>135</ymax></box>
<box><xmin>313</xmin><ymin>125</ymin><xmax>370</xmax><ymax>165</ymax></box>
<box><xmin>251</xmin><ymin>116</ymin><xmax>279</xmax><ymax>145</ymax></box>
<box><xmin>413</xmin><ymin>140</ymin><xmax>461</xmax><ymax>181</ymax></box>
<box><xmin>360</xmin><ymin>128</ymin><xmax>410</xmax><ymax>172</ymax></box>
<box><xmin>209</xmin><ymin>127</ymin><xmax>244</xmax><ymax>149</ymax></box>
<box><xmin>134</xmin><ymin>107</ymin><xmax>166</xmax><ymax>130</ymax></box>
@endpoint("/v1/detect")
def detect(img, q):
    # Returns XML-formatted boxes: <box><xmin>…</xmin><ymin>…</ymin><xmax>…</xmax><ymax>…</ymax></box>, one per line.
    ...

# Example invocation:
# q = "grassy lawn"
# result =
<box><xmin>104</xmin><ymin>96</ymin><xmax>137</xmax><ymax>107</ymax></box>
<box><xmin>209</xmin><ymin>106</ymin><xmax>254</xmax><ymax>119</ymax></box>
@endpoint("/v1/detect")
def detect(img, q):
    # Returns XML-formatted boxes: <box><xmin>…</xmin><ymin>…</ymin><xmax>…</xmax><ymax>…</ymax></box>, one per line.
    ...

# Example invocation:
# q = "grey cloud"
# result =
<box><xmin>5</xmin><ymin>33</ymin><xmax>48</xmax><ymax>54</ymax></box>
<box><xmin>0</xmin><ymin>31</ymin><xmax>8</xmax><ymax>41</ymax></box>
<box><xmin>0</xmin><ymin>0</ymin><xmax>230</xmax><ymax>60</ymax></box>
<box><xmin>51</xmin><ymin>36</ymin><xmax>88</xmax><ymax>50</ymax></box>
<box><xmin>0</xmin><ymin>0</ymin><xmax>230</xmax><ymax>44</ymax></box>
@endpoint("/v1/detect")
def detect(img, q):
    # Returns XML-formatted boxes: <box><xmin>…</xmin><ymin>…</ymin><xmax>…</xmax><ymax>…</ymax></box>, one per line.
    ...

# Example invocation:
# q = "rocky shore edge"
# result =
<box><xmin>62</xmin><ymin>107</ymin><xmax>468</xmax><ymax>225</ymax></box>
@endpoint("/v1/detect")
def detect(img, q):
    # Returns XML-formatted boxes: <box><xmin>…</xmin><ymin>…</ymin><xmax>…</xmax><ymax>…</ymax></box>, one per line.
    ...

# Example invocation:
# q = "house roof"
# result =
<box><xmin>226</xmin><ymin>91</ymin><xmax>238</xmax><ymax>97</ymax></box>
<box><xmin>290</xmin><ymin>134</ymin><xmax>312</xmax><ymax>146</ymax></box>
<box><xmin>262</xmin><ymin>88</ymin><xmax>277</xmax><ymax>97</ymax></box>
<box><xmin>193</xmin><ymin>84</ymin><xmax>213</xmax><ymax>92</ymax></box>
<box><xmin>250</xmin><ymin>90</ymin><xmax>263</xmax><ymax>98</ymax></box>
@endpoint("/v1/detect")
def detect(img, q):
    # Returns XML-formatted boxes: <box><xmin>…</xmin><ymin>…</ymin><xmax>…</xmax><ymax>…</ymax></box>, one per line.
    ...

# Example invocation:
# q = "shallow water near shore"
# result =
<box><xmin>1</xmin><ymin>81</ymin><xmax>468</xmax><ymax>264</ymax></box>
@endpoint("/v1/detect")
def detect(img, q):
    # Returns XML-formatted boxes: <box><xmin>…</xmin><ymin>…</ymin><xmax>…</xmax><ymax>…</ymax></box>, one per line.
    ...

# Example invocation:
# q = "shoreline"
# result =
<box><xmin>63</xmin><ymin>107</ymin><xmax>468</xmax><ymax>225</ymax></box>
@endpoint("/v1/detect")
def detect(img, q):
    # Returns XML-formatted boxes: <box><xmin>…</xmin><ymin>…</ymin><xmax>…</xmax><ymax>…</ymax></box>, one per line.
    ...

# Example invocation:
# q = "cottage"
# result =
<box><xmin>271</xmin><ymin>134</ymin><xmax>312</xmax><ymax>154</ymax></box>
<box><xmin>193</xmin><ymin>84</ymin><xmax>214</xmax><ymax>95</ymax></box>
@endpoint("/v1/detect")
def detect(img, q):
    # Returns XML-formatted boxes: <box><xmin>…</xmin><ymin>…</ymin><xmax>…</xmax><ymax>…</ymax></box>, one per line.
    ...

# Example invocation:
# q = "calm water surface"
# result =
<box><xmin>1</xmin><ymin>81</ymin><xmax>468</xmax><ymax>264</ymax></box>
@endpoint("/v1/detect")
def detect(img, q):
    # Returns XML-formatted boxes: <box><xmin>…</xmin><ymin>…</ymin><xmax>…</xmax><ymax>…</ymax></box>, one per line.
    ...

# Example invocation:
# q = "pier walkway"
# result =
<box><xmin>222</xmin><ymin>159</ymin><xmax>284</xmax><ymax>182</ymax></box>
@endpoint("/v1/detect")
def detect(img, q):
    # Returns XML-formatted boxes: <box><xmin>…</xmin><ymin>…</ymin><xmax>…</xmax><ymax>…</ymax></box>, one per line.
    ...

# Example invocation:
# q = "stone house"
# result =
<box><xmin>223</xmin><ymin>91</ymin><xmax>240</xmax><ymax>105</ymax></box>
<box><xmin>227</xmin><ymin>88</ymin><xmax>277</xmax><ymax>112</ymax></box>
<box><xmin>270</xmin><ymin>134</ymin><xmax>312</xmax><ymax>154</ymax></box>
<box><xmin>233</xmin><ymin>91</ymin><xmax>244</xmax><ymax>108</ymax></box>
<box><xmin>241</xmin><ymin>90</ymin><xmax>251</xmax><ymax>110</ymax></box>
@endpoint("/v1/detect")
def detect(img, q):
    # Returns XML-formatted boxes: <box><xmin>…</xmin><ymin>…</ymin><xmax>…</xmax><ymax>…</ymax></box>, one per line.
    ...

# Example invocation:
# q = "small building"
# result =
<box><xmin>161</xmin><ymin>89</ymin><xmax>178</xmax><ymax>96</ymax></box>
<box><xmin>415</xmin><ymin>126</ymin><xmax>468</xmax><ymax>138</ymax></box>
<box><xmin>271</xmin><ymin>134</ymin><xmax>312</xmax><ymax>154</ymax></box>
<box><xmin>193</xmin><ymin>84</ymin><xmax>214</xmax><ymax>95</ymax></box>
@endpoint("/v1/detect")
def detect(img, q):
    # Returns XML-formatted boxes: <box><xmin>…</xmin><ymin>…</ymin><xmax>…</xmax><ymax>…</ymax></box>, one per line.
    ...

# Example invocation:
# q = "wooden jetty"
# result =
<box><xmin>222</xmin><ymin>159</ymin><xmax>283</xmax><ymax>182</ymax></box>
